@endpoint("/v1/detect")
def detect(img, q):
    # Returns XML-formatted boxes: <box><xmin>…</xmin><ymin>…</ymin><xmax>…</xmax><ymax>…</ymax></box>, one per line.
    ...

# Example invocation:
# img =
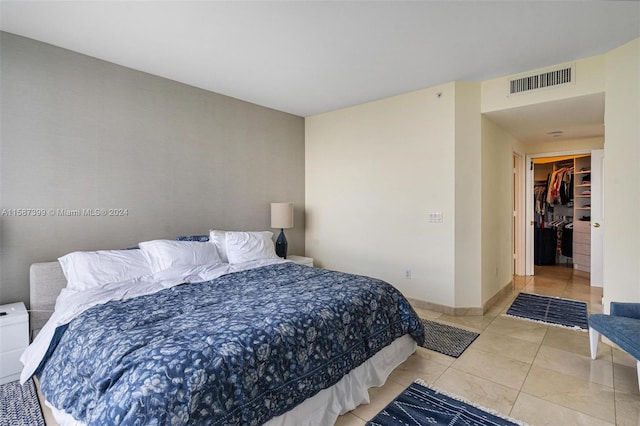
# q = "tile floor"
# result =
<box><xmin>36</xmin><ymin>265</ymin><xmax>639</xmax><ymax>425</ymax></box>
<box><xmin>337</xmin><ymin>265</ymin><xmax>640</xmax><ymax>426</ymax></box>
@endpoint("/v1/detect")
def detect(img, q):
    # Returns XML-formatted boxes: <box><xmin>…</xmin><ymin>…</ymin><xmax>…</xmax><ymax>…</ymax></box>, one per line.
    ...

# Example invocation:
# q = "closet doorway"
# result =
<box><xmin>524</xmin><ymin>150</ymin><xmax>603</xmax><ymax>287</ymax></box>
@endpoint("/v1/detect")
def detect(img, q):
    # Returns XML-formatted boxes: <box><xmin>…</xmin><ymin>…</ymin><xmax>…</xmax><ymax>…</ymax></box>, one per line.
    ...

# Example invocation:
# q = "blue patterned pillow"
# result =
<box><xmin>176</xmin><ymin>235</ymin><xmax>209</xmax><ymax>242</ymax></box>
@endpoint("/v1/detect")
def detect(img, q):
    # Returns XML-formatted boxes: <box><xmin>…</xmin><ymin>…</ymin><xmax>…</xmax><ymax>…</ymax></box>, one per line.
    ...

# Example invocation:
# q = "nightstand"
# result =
<box><xmin>287</xmin><ymin>255</ymin><xmax>314</xmax><ymax>267</ymax></box>
<box><xmin>0</xmin><ymin>302</ymin><xmax>29</xmax><ymax>384</ymax></box>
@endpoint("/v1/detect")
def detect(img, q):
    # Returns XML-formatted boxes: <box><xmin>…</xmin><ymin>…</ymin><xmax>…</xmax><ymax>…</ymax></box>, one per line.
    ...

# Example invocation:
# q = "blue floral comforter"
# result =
<box><xmin>38</xmin><ymin>262</ymin><xmax>424</xmax><ymax>425</ymax></box>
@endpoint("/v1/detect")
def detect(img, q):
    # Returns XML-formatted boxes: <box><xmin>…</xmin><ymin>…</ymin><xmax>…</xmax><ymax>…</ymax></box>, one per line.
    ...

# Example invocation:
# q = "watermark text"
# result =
<box><xmin>1</xmin><ymin>208</ymin><xmax>129</xmax><ymax>217</ymax></box>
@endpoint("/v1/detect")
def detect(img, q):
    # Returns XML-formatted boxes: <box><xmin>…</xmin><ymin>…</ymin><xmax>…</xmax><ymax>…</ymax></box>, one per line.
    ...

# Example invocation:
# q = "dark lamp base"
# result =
<box><xmin>275</xmin><ymin>229</ymin><xmax>288</xmax><ymax>258</ymax></box>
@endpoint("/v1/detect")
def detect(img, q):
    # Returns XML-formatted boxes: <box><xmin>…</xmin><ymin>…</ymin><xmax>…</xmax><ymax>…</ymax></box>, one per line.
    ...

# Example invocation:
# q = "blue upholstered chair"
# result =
<box><xmin>589</xmin><ymin>302</ymin><xmax>640</xmax><ymax>392</ymax></box>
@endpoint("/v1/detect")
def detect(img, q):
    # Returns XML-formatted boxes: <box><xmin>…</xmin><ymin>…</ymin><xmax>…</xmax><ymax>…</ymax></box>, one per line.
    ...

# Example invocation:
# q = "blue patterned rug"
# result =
<box><xmin>367</xmin><ymin>380</ymin><xmax>527</xmax><ymax>426</ymax></box>
<box><xmin>505</xmin><ymin>292</ymin><xmax>588</xmax><ymax>330</ymax></box>
<box><xmin>420</xmin><ymin>319</ymin><xmax>479</xmax><ymax>358</ymax></box>
<box><xmin>0</xmin><ymin>379</ymin><xmax>45</xmax><ymax>426</ymax></box>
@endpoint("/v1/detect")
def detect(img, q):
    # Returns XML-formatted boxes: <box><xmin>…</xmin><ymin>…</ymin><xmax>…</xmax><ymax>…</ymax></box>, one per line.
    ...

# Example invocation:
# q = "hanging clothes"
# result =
<box><xmin>561</xmin><ymin>224</ymin><xmax>573</xmax><ymax>257</ymax></box>
<box><xmin>546</xmin><ymin>165</ymin><xmax>574</xmax><ymax>205</ymax></box>
<box><xmin>534</xmin><ymin>184</ymin><xmax>547</xmax><ymax>226</ymax></box>
<box><xmin>559</xmin><ymin>171</ymin><xmax>574</xmax><ymax>205</ymax></box>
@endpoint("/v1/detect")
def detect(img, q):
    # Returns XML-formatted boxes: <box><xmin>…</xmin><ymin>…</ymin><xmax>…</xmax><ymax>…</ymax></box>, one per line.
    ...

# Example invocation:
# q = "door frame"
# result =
<box><xmin>590</xmin><ymin>149</ymin><xmax>604</xmax><ymax>287</ymax></box>
<box><xmin>524</xmin><ymin>149</ymin><xmax>592</xmax><ymax>276</ymax></box>
<box><xmin>513</xmin><ymin>152</ymin><xmax>526</xmax><ymax>276</ymax></box>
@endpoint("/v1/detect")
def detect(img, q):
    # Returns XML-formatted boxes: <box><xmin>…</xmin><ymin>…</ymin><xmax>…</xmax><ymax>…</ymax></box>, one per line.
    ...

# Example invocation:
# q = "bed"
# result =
<box><xmin>22</xmin><ymin>232</ymin><xmax>424</xmax><ymax>425</ymax></box>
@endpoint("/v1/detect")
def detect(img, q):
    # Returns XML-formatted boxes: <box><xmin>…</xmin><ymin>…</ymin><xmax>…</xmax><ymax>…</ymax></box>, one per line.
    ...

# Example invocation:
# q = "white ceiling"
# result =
<box><xmin>1</xmin><ymin>1</ymin><xmax>638</xmax><ymax>142</ymax></box>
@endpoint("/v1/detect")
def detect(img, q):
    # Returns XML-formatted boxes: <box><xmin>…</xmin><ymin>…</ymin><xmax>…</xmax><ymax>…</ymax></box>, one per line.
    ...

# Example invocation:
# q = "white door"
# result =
<box><xmin>590</xmin><ymin>149</ymin><xmax>604</xmax><ymax>287</ymax></box>
<box><xmin>513</xmin><ymin>153</ymin><xmax>525</xmax><ymax>276</ymax></box>
<box><xmin>525</xmin><ymin>157</ymin><xmax>534</xmax><ymax>275</ymax></box>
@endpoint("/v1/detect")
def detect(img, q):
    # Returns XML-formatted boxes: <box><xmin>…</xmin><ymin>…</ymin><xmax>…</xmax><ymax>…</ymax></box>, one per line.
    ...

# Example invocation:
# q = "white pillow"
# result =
<box><xmin>225</xmin><ymin>231</ymin><xmax>279</xmax><ymax>264</ymax></box>
<box><xmin>209</xmin><ymin>230</ymin><xmax>229</xmax><ymax>263</ymax></box>
<box><xmin>58</xmin><ymin>249</ymin><xmax>153</xmax><ymax>292</ymax></box>
<box><xmin>138</xmin><ymin>239</ymin><xmax>221</xmax><ymax>273</ymax></box>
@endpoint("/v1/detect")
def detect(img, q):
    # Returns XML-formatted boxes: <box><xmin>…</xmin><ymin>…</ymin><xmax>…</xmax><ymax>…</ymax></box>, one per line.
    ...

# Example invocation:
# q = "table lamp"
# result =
<box><xmin>270</xmin><ymin>202</ymin><xmax>294</xmax><ymax>258</ymax></box>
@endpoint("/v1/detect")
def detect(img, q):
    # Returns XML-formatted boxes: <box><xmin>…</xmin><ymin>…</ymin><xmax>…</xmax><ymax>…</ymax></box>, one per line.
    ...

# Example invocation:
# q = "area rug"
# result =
<box><xmin>0</xmin><ymin>379</ymin><xmax>45</xmax><ymax>426</ymax></box>
<box><xmin>505</xmin><ymin>292</ymin><xmax>588</xmax><ymax>330</ymax></box>
<box><xmin>366</xmin><ymin>380</ymin><xmax>528</xmax><ymax>426</ymax></box>
<box><xmin>420</xmin><ymin>319</ymin><xmax>479</xmax><ymax>358</ymax></box>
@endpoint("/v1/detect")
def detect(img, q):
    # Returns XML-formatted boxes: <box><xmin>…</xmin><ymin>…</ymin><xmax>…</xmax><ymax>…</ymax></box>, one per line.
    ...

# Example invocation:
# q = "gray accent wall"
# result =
<box><xmin>0</xmin><ymin>32</ymin><xmax>305</xmax><ymax>305</ymax></box>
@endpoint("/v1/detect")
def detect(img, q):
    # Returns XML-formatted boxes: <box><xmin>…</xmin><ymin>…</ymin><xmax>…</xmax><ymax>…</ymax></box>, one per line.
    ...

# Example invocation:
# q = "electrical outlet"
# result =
<box><xmin>428</xmin><ymin>212</ymin><xmax>443</xmax><ymax>223</ymax></box>
<box><xmin>404</xmin><ymin>269</ymin><xmax>412</xmax><ymax>279</ymax></box>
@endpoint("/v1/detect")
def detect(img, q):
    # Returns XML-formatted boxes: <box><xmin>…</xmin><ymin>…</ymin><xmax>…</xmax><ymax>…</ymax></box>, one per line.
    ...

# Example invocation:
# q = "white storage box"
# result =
<box><xmin>0</xmin><ymin>302</ymin><xmax>29</xmax><ymax>384</ymax></box>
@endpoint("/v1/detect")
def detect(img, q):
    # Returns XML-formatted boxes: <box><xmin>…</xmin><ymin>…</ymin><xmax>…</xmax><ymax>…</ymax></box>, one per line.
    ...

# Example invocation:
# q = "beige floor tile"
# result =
<box><xmin>562</xmin><ymin>289</ymin><xmax>597</xmax><ymax>303</ymax></box>
<box><xmin>521</xmin><ymin>365</ymin><xmax>616</xmax><ymax>423</ymax></box>
<box><xmin>570</xmin><ymin>277</ymin><xmax>591</xmax><ymax>287</ymax></box>
<box><xmin>563</xmin><ymin>278</ymin><xmax>593</xmax><ymax>289</ymax></box>
<box><xmin>564</xmin><ymin>275</ymin><xmax>591</xmax><ymax>285</ymax></box>
<box><xmin>613</xmin><ymin>363</ymin><xmax>640</xmax><ymax>395</ymax></box>
<box><xmin>510</xmin><ymin>392</ymin><xmax>615</xmax><ymax>426</ymax></box>
<box><xmin>386</xmin><ymin>352</ymin><xmax>448</xmax><ymax>387</ymax></box>
<box><xmin>482</xmin><ymin>315</ymin><xmax>549</xmax><ymax>344</ymax></box>
<box><xmin>590</xmin><ymin>305</ymin><xmax>605</xmax><ymax>315</ymax></box>
<box><xmin>512</xmin><ymin>279</ymin><xmax>529</xmax><ymax>291</ymax></box>
<box><xmin>533</xmin><ymin>265</ymin><xmax>574</xmax><ymax>278</ymax></box>
<box><xmin>495</xmin><ymin>293</ymin><xmax>521</xmax><ymax>314</ymax></box>
<box><xmin>482</xmin><ymin>303</ymin><xmax>506</xmax><ymax>318</ymax></box>
<box><xmin>514</xmin><ymin>274</ymin><xmax>534</xmax><ymax>283</ymax></box>
<box><xmin>523</xmin><ymin>285</ymin><xmax>566</xmax><ymax>298</ymax></box>
<box><xmin>533</xmin><ymin>345</ymin><xmax>614</xmax><ymax>387</ymax></box>
<box><xmin>434</xmin><ymin>314</ymin><xmax>490</xmax><ymax>333</ymax></box>
<box><xmin>470</xmin><ymin>329</ymin><xmax>541</xmax><ymax>363</ymax></box>
<box><xmin>433</xmin><ymin>367</ymin><xmax>520</xmax><ymax>415</ymax></box>
<box><xmin>613</xmin><ymin>347</ymin><xmax>638</xmax><ymax>368</ymax></box>
<box><xmin>349</xmin><ymin>380</ymin><xmax>406</xmax><ymax>422</ymax></box>
<box><xmin>614</xmin><ymin>389</ymin><xmax>640</xmax><ymax>426</ymax></box>
<box><xmin>589</xmin><ymin>301</ymin><xmax>605</xmax><ymax>314</ymax></box>
<box><xmin>451</xmin><ymin>348</ymin><xmax>531</xmax><ymax>390</ymax></box>
<box><xmin>334</xmin><ymin>412</ymin><xmax>366</xmax><ymax>426</ymax></box>
<box><xmin>543</xmin><ymin>326</ymin><xmax>611</xmax><ymax>359</ymax></box>
<box><xmin>491</xmin><ymin>288</ymin><xmax>521</xmax><ymax>304</ymax></box>
<box><xmin>412</xmin><ymin>345</ymin><xmax>456</xmax><ymax>367</ymax></box>
<box><xmin>412</xmin><ymin>306</ymin><xmax>443</xmax><ymax>320</ymax></box>
<box><xmin>526</xmin><ymin>276</ymin><xmax>567</xmax><ymax>287</ymax></box>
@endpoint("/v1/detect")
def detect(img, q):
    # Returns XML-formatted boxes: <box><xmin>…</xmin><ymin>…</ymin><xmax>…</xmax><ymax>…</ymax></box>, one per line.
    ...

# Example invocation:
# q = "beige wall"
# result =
<box><xmin>603</xmin><ymin>38</ymin><xmax>640</xmax><ymax>308</ymax></box>
<box><xmin>306</xmin><ymin>81</ymin><xmax>498</xmax><ymax>311</ymax></box>
<box><xmin>305</xmin><ymin>83</ymin><xmax>458</xmax><ymax>307</ymax></box>
<box><xmin>481</xmin><ymin>117</ymin><xmax>521</xmax><ymax>305</ymax></box>
<box><xmin>307</xmin><ymin>37</ymin><xmax>640</xmax><ymax>312</ymax></box>
<box><xmin>0</xmin><ymin>32</ymin><xmax>305</xmax><ymax>305</ymax></box>
<box><xmin>524</xmin><ymin>136</ymin><xmax>604</xmax><ymax>155</ymax></box>
<box><xmin>454</xmin><ymin>82</ymin><xmax>482</xmax><ymax>308</ymax></box>
<box><xmin>481</xmin><ymin>55</ymin><xmax>605</xmax><ymax>114</ymax></box>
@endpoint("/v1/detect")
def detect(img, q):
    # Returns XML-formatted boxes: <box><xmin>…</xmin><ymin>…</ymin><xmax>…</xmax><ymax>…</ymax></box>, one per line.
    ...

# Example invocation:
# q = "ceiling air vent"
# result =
<box><xmin>509</xmin><ymin>65</ymin><xmax>574</xmax><ymax>95</ymax></box>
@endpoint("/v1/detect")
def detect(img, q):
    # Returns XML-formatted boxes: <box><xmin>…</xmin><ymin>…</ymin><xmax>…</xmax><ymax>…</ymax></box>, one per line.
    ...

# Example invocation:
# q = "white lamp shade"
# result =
<box><xmin>271</xmin><ymin>202</ymin><xmax>294</xmax><ymax>229</ymax></box>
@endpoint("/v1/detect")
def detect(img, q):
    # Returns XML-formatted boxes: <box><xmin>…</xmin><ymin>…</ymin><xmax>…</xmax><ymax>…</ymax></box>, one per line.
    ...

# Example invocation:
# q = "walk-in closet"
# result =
<box><xmin>533</xmin><ymin>154</ymin><xmax>592</xmax><ymax>274</ymax></box>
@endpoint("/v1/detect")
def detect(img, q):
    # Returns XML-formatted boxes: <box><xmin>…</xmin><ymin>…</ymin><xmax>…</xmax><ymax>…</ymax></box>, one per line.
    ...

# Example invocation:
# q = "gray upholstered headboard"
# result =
<box><xmin>29</xmin><ymin>261</ymin><xmax>67</xmax><ymax>339</ymax></box>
